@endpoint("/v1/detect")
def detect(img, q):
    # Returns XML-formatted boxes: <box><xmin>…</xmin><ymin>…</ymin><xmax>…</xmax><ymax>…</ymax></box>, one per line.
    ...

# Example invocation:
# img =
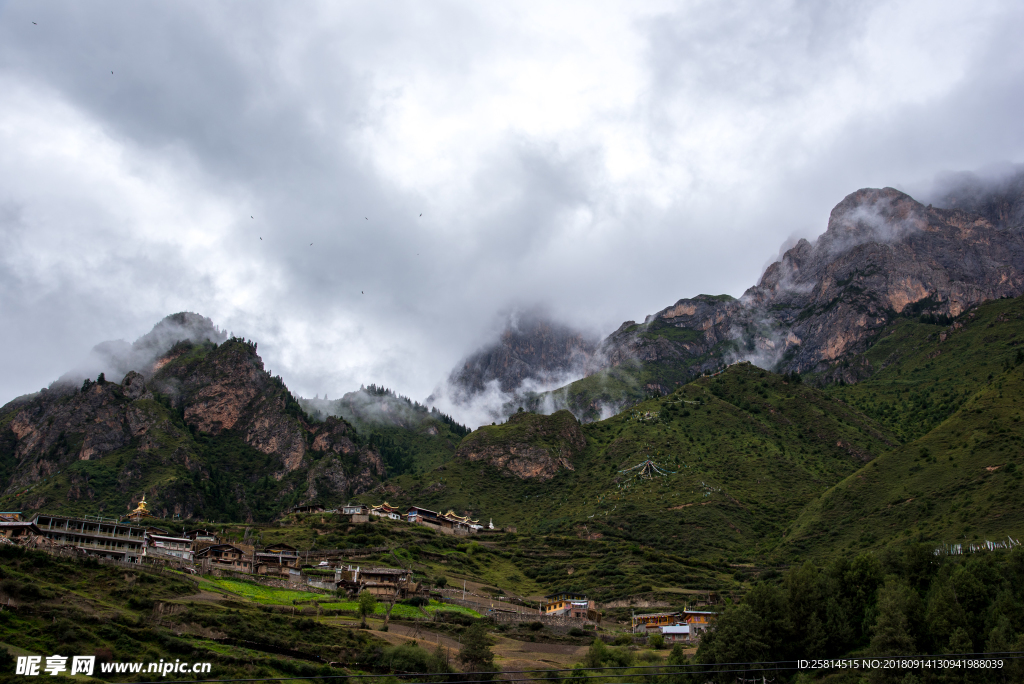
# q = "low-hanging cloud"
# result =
<box><xmin>2</xmin><ymin>1</ymin><xmax>1024</xmax><ymax>424</ymax></box>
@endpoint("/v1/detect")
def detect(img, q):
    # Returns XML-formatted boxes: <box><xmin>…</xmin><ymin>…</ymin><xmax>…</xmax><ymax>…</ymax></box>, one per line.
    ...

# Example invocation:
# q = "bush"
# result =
<box><xmin>380</xmin><ymin>642</ymin><xmax>447</xmax><ymax>673</ymax></box>
<box><xmin>649</xmin><ymin>633</ymin><xmax>665</xmax><ymax>649</ymax></box>
<box><xmin>528</xmin><ymin>621</ymin><xmax>545</xmax><ymax>631</ymax></box>
<box><xmin>400</xmin><ymin>596</ymin><xmax>429</xmax><ymax>607</ymax></box>
<box><xmin>584</xmin><ymin>638</ymin><xmax>634</xmax><ymax>668</ymax></box>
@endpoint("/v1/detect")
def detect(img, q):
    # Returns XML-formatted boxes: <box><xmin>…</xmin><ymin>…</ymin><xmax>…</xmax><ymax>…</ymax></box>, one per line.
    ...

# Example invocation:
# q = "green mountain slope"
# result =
<box><xmin>355</xmin><ymin>364</ymin><xmax>898</xmax><ymax>560</ymax></box>
<box><xmin>781</xmin><ymin>296</ymin><xmax>1024</xmax><ymax>557</ymax></box>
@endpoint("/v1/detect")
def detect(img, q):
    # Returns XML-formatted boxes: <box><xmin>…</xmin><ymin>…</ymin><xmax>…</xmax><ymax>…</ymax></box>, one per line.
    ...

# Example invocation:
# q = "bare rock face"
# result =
<box><xmin>302</xmin><ymin>417</ymin><xmax>386</xmax><ymax>503</ymax></box>
<box><xmin>162</xmin><ymin>339</ymin><xmax>310</xmax><ymax>475</ymax></box>
<box><xmin>596</xmin><ymin>183</ymin><xmax>1024</xmax><ymax>383</ymax></box>
<box><xmin>454</xmin><ymin>410</ymin><xmax>586</xmax><ymax>480</ymax></box>
<box><xmin>121</xmin><ymin>371</ymin><xmax>149</xmax><ymax>400</ymax></box>
<box><xmin>1</xmin><ymin>377</ymin><xmax>161</xmax><ymax>500</ymax></box>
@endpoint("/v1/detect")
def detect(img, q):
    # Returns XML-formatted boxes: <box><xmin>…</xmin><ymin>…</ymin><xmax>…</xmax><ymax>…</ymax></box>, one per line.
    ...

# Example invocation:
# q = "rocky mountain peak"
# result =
<box><xmin>446</xmin><ymin>314</ymin><xmax>599</xmax><ymax>399</ymax></box>
<box><xmin>563</xmin><ymin>176</ymin><xmax>1024</xmax><ymax>406</ymax></box>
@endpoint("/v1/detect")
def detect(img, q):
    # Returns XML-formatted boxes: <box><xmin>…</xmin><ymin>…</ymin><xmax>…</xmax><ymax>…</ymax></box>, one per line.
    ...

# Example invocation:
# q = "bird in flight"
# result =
<box><xmin>361</xmin><ymin>291</ymin><xmax>364</xmax><ymax>294</ymax></box>
<box><xmin>32</xmin><ymin>22</ymin><xmax>37</xmax><ymax>25</ymax></box>
<box><xmin>419</xmin><ymin>213</ymin><xmax>422</xmax><ymax>217</ymax></box>
<box><xmin>111</xmin><ymin>71</ymin><xmax>113</xmax><ymax>74</ymax></box>
<box><xmin>310</xmin><ymin>243</ymin><xmax>313</xmax><ymax>246</ymax></box>
<box><xmin>251</xmin><ymin>216</ymin><xmax>253</xmax><ymax>219</ymax></box>
<box><xmin>260</xmin><ymin>237</ymin><xmax>262</xmax><ymax>240</ymax></box>
<box><xmin>365</xmin><ymin>217</ymin><xmax>368</xmax><ymax>220</ymax></box>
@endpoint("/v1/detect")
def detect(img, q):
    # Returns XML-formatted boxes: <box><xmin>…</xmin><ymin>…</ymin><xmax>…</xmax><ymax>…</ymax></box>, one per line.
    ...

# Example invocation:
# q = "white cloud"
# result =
<box><xmin>1</xmin><ymin>0</ymin><xmax>1023</xmax><ymax>421</ymax></box>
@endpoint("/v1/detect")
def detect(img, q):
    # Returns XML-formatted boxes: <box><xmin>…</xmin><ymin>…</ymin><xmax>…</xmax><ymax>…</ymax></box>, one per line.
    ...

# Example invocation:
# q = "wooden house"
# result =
<box><xmin>256</xmin><ymin>543</ymin><xmax>301</xmax><ymax>575</ymax></box>
<box><xmin>196</xmin><ymin>544</ymin><xmax>251</xmax><ymax>572</ymax></box>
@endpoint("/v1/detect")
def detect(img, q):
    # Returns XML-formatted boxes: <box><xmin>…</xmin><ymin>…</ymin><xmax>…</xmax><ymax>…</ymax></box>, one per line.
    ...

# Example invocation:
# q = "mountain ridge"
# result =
<box><xmin>523</xmin><ymin>180</ymin><xmax>1024</xmax><ymax>420</ymax></box>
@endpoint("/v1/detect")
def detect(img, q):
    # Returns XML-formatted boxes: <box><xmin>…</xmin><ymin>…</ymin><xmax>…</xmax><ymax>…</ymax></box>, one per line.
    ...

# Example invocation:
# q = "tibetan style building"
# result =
<box><xmin>542</xmin><ymin>593</ymin><xmax>600</xmax><ymax>621</ymax></box>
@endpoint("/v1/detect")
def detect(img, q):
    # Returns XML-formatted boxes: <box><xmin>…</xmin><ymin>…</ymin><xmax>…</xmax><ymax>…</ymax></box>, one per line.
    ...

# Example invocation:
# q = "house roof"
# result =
<box><xmin>196</xmin><ymin>544</ymin><xmax>244</xmax><ymax>556</ymax></box>
<box><xmin>661</xmin><ymin>625</ymin><xmax>690</xmax><ymax>634</ymax></box>
<box><xmin>148</xmin><ymin>534</ymin><xmax>191</xmax><ymax>543</ymax></box>
<box><xmin>405</xmin><ymin>506</ymin><xmax>439</xmax><ymax>516</ymax></box>
<box><xmin>634</xmin><ymin>612</ymin><xmax>678</xmax><ymax>618</ymax></box>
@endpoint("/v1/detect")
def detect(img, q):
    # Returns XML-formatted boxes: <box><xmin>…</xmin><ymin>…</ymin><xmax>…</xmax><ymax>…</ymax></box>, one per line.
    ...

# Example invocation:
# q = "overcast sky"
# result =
<box><xmin>2</xmin><ymin>0</ymin><xmax>1023</xmax><ymax>413</ymax></box>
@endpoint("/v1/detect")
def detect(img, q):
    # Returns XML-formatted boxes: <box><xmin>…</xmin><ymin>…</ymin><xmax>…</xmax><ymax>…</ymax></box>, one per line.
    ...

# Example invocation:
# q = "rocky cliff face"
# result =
<box><xmin>454</xmin><ymin>410</ymin><xmax>586</xmax><ymax>480</ymax></box>
<box><xmin>0</xmin><ymin>314</ymin><xmax>383</xmax><ymax>520</ymax></box>
<box><xmin>593</xmin><ymin>181</ymin><xmax>1024</xmax><ymax>390</ymax></box>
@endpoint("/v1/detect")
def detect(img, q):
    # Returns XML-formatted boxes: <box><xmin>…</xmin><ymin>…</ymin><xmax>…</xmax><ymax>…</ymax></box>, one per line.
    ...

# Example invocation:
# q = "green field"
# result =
<box><xmin>209</xmin><ymin>577</ymin><xmax>327</xmax><ymax>604</ymax></box>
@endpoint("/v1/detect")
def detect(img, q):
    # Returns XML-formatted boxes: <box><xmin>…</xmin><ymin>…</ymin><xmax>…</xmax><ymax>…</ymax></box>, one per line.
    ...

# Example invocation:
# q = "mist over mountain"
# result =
<box><xmin>485</xmin><ymin>169</ymin><xmax>1024</xmax><ymax>420</ymax></box>
<box><xmin>53</xmin><ymin>312</ymin><xmax>228</xmax><ymax>391</ymax></box>
<box><xmin>930</xmin><ymin>163</ymin><xmax>1024</xmax><ymax>227</ymax></box>
<box><xmin>430</xmin><ymin>314</ymin><xmax>601</xmax><ymax>427</ymax></box>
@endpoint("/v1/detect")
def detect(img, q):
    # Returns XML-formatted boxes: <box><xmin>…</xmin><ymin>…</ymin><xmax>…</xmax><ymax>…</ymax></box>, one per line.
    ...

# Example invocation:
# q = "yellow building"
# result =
<box><xmin>542</xmin><ymin>593</ymin><xmax>597</xmax><ymax>620</ymax></box>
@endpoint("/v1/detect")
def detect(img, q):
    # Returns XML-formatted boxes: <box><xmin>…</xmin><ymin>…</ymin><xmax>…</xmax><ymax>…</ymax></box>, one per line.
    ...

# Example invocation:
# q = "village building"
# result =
<box><xmin>183</xmin><ymin>529</ymin><xmax>218</xmax><ymax>543</ymax></box>
<box><xmin>342</xmin><ymin>503</ymin><xmax>369</xmax><ymax>516</ymax></box>
<box><xmin>33</xmin><ymin>513</ymin><xmax>146</xmax><ymax>562</ymax></box>
<box><xmin>681</xmin><ymin>610</ymin><xmax>716</xmax><ymax>637</ymax></box>
<box><xmin>406</xmin><ymin>506</ymin><xmax>441</xmax><ymax>525</ymax></box>
<box><xmin>632</xmin><ymin>611</ymin><xmax>680</xmax><ymax>633</ymax></box>
<box><xmin>0</xmin><ymin>512</ymin><xmax>23</xmax><ymax>522</ymax></box>
<box><xmin>542</xmin><ymin>593</ymin><xmax>599</xmax><ymax>620</ymax></box>
<box><xmin>0</xmin><ymin>520</ymin><xmax>39</xmax><ymax>540</ymax></box>
<box><xmin>660</xmin><ymin>624</ymin><xmax>691</xmax><ymax>644</ymax></box>
<box><xmin>196</xmin><ymin>543</ymin><xmax>251</xmax><ymax>572</ymax></box>
<box><xmin>633</xmin><ymin>609</ymin><xmax>716</xmax><ymax>640</ymax></box>
<box><xmin>256</xmin><ymin>543</ymin><xmax>301</xmax><ymax>576</ymax></box>
<box><xmin>334</xmin><ymin>565</ymin><xmax>417</xmax><ymax>599</ymax></box>
<box><xmin>440</xmin><ymin>509</ymin><xmax>478</xmax><ymax>531</ymax></box>
<box><xmin>370</xmin><ymin>502</ymin><xmax>401</xmax><ymax>520</ymax></box>
<box><xmin>145</xmin><ymin>532</ymin><xmax>194</xmax><ymax>562</ymax></box>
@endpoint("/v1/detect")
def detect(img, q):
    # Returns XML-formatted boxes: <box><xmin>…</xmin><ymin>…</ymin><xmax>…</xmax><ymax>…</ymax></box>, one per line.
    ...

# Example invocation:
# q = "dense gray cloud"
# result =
<box><xmin>1</xmin><ymin>0</ymin><xmax>1023</xmax><ymax>421</ymax></box>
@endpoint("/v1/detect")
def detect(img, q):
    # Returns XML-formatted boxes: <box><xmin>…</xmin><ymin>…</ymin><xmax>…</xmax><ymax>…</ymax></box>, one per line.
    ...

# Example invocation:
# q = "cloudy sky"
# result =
<box><xmin>2</xmin><ymin>0</ymin><xmax>1023</xmax><ymax>414</ymax></box>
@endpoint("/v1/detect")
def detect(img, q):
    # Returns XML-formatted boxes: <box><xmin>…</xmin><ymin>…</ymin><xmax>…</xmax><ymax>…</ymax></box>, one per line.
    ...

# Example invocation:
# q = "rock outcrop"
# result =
<box><xmin>454</xmin><ymin>410</ymin><xmax>585</xmax><ymax>480</ymax></box>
